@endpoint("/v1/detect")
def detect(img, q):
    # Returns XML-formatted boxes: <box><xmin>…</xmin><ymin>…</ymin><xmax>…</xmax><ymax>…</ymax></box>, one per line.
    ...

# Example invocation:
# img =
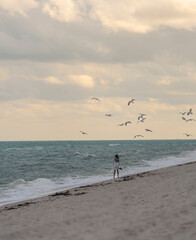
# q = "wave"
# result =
<box><xmin>0</xmin><ymin>175</ymin><xmax>111</xmax><ymax>207</ymax></box>
<box><xmin>84</xmin><ymin>153</ymin><xmax>96</xmax><ymax>159</ymax></box>
<box><xmin>73</xmin><ymin>152</ymin><xmax>96</xmax><ymax>158</ymax></box>
<box><xmin>0</xmin><ymin>149</ymin><xmax>195</xmax><ymax>207</ymax></box>
<box><xmin>147</xmin><ymin>150</ymin><xmax>196</xmax><ymax>169</ymax></box>
<box><xmin>3</xmin><ymin>147</ymin><xmax>44</xmax><ymax>152</ymax></box>
<box><xmin>3</xmin><ymin>148</ymin><xmax>23</xmax><ymax>151</ymax></box>
<box><xmin>122</xmin><ymin>150</ymin><xmax>196</xmax><ymax>176</ymax></box>
<box><xmin>9</xmin><ymin>179</ymin><xmax>26</xmax><ymax>187</ymax></box>
<box><xmin>109</xmin><ymin>144</ymin><xmax>120</xmax><ymax>147</ymax></box>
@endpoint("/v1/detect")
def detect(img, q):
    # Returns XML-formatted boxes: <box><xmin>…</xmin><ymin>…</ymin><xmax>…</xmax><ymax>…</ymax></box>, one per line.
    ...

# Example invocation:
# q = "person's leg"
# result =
<box><xmin>117</xmin><ymin>169</ymin><xmax>119</xmax><ymax>178</ymax></box>
<box><xmin>113</xmin><ymin>170</ymin><xmax>116</xmax><ymax>179</ymax></box>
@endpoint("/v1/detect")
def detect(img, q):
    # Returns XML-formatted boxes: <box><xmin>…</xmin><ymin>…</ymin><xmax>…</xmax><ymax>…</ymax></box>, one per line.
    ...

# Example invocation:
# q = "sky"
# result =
<box><xmin>0</xmin><ymin>0</ymin><xmax>196</xmax><ymax>141</ymax></box>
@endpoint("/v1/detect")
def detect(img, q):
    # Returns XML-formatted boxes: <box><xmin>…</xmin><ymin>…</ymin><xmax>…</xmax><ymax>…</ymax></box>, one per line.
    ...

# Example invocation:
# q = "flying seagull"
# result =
<box><xmin>179</xmin><ymin>109</ymin><xmax>193</xmax><ymax>116</ymax></box>
<box><xmin>145</xmin><ymin>129</ymin><xmax>152</xmax><ymax>132</ymax></box>
<box><xmin>80</xmin><ymin>131</ymin><xmax>88</xmax><ymax>135</ymax></box>
<box><xmin>134</xmin><ymin>135</ymin><xmax>144</xmax><ymax>139</ymax></box>
<box><xmin>179</xmin><ymin>112</ymin><xmax>187</xmax><ymax>115</ymax></box>
<box><xmin>91</xmin><ymin>97</ymin><xmax>100</xmax><ymax>102</ymax></box>
<box><xmin>105</xmin><ymin>114</ymin><xmax>112</xmax><ymax>117</ymax></box>
<box><xmin>138</xmin><ymin>113</ymin><xmax>146</xmax><ymax>120</ymax></box>
<box><xmin>186</xmin><ymin>118</ymin><xmax>195</xmax><ymax>123</ymax></box>
<box><xmin>117</xmin><ymin>121</ymin><xmax>132</xmax><ymax>126</ymax></box>
<box><xmin>182</xmin><ymin>117</ymin><xmax>187</xmax><ymax>121</ymax></box>
<box><xmin>117</xmin><ymin>123</ymin><xmax>125</xmax><ymax>126</ymax></box>
<box><xmin>128</xmin><ymin>99</ymin><xmax>135</xmax><ymax>105</ymax></box>
<box><xmin>183</xmin><ymin>133</ymin><xmax>192</xmax><ymax>137</ymax></box>
<box><xmin>187</xmin><ymin>108</ymin><xmax>193</xmax><ymax>115</ymax></box>
<box><xmin>124</xmin><ymin>121</ymin><xmax>132</xmax><ymax>126</ymax></box>
<box><xmin>137</xmin><ymin>118</ymin><xmax>146</xmax><ymax>124</ymax></box>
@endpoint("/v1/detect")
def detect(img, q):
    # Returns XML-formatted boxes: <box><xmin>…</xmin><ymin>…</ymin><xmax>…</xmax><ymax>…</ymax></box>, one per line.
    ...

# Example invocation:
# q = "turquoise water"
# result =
<box><xmin>0</xmin><ymin>140</ymin><xmax>196</xmax><ymax>206</ymax></box>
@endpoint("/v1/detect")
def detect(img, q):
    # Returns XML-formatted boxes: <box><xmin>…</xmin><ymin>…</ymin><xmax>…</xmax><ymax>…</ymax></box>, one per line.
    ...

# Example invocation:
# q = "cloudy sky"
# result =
<box><xmin>0</xmin><ymin>0</ymin><xmax>196</xmax><ymax>141</ymax></box>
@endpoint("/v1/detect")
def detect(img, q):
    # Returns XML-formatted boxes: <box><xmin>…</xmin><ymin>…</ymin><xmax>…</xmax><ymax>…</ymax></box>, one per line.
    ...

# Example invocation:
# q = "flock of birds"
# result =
<box><xmin>80</xmin><ymin>97</ymin><xmax>195</xmax><ymax>139</ymax></box>
<box><xmin>179</xmin><ymin>108</ymin><xmax>195</xmax><ymax>137</ymax></box>
<box><xmin>81</xmin><ymin>98</ymin><xmax>195</xmax><ymax>139</ymax></box>
<box><xmin>80</xmin><ymin>97</ymin><xmax>155</xmax><ymax>139</ymax></box>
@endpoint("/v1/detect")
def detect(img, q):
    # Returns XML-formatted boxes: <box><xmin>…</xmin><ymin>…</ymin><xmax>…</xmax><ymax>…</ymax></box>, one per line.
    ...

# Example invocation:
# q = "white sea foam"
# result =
<box><xmin>73</xmin><ymin>152</ymin><xmax>96</xmax><ymax>158</ymax></box>
<box><xmin>34</xmin><ymin>147</ymin><xmax>44</xmax><ymax>150</ymax></box>
<box><xmin>147</xmin><ymin>150</ymin><xmax>196</xmax><ymax>169</ymax></box>
<box><xmin>84</xmin><ymin>153</ymin><xmax>96</xmax><ymax>158</ymax></box>
<box><xmin>122</xmin><ymin>150</ymin><xmax>196</xmax><ymax>176</ymax></box>
<box><xmin>3</xmin><ymin>148</ymin><xmax>22</xmax><ymax>151</ymax></box>
<box><xmin>74</xmin><ymin>152</ymin><xmax>81</xmax><ymax>155</ymax></box>
<box><xmin>109</xmin><ymin>144</ymin><xmax>120</xmax><ymax>147</ymax></box>
<box><xmin>0</xmin><ymin>175</ymin><xmax>111</xmax><ymax>207</ymax></box>
<box><xmin>3</xmin><ymin>146</ymin><xmax>44</xmax><ymax>152</ymax></box>
<box><xmin>9</xmin><ymin>179</ymin><xmax>26</xmax><ymax>186</ymax></box>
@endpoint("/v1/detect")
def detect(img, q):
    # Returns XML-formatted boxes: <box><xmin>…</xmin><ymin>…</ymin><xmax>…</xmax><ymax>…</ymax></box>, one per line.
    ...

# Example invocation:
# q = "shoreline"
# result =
<box><xmin>0</xmin><ymin>161</ymin><xmax>196</xmax><ymax>240</ymax></box>
<box><xmin>0</xmin><ymin>160</ymin><xmax>195</xmax><ymax>210</ymax></box>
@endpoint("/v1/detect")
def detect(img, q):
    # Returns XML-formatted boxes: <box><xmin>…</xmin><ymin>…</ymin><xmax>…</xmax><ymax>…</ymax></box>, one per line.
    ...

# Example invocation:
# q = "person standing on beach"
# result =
<box><xmin>113</xmin><ymin>154</ymin><xmax>120</xmax><ymax>179</ymax></box>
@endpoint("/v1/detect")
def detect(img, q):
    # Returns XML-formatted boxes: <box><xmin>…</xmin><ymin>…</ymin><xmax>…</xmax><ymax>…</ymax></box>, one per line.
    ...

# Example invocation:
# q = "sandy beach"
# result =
<box><xmin>0</xmin><ymin>162</ymin><xmax>196</xmax><ymax>240</ymax></box>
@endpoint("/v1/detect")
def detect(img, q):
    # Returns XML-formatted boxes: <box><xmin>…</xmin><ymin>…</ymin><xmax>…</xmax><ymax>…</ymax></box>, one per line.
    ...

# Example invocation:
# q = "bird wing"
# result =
<box><xmin>128</xmin><ymin>99</ymin><xmax>135</xmax><ymax>105</ymax></box>
<box><xmin>92</xmin><ymin>97</ymin><xmax>100</xmax><ymax>102</ymax></box>
<box><xmin>80</xmin><ymin>131</ymin><xmax>87</xmax><ymax>135</ymax></box>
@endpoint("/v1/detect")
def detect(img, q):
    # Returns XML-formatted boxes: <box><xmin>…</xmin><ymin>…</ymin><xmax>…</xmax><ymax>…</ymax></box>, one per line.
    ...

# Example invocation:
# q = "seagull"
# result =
<box><xmin>80</xmin><ymin>131</ymin><xmax>88</xmax><ymax>135</ymax></box>
<box><xmin>124</xmin><ymin>121</ymin><xmax>132</xmax><ymax>126</ymax></box>
<box><xmin>182</xmin><ymin>117</ymin><xmax>187</xmax><ymax>121</ymax></box>
<box><xmin>187</xmin><ymin>108</ymin><xmax>193</xmax><ymax>115</ymax></box>
<box><xmin>138</xmin><ymin>113</ymin><xmax>146</xmax><ymax>120</ymax></box>
<box><xmin>186</xmin><ymin>118</ymin><xmax>195</xmax><ymax>122</ymax></box>
<box><xmin>179</xmin><ymin>109</ymin><xmax>193</xmax><ymax>116</ymax></box>
<box><xmin>117</xmin><ymin>123</ymin><xmax>125</xmax><ymax>126</ymax></box>
<box><xmin>145</xmin><ymin>129</ymin><xmax>152</xmax><ymax>132</ymax></box>
<box><xmin>117</xmin><ymin>121</ymin><xmax>132</xmax><ymax>126</ymax></box>
<box><xmin>128</xmin><ymin>99</ymin><xmax>135</xmax><ymax>105</ymax></box>
<box><xmin>91</xmin><ymin>97</ymin><xmax>100</xmax><ymax>102</ymax></box>
<box><xmin>137</xmin><ymin>118</ymin><xmax>146</xmax><ymax>123</ymax></box>
<box><xmin>179</xmin><ymin>112</ymin><xmax>187</xmax><ymax>115</ymax></box>
<box><xmin>134</xmin><ymin>135</ymin><xmax>144</xmax><ymax>139</ymax></box>
<box><xmin>105</xmin><ymin>114</ymin><xmax>112</xmax><ymax>117</ymax></box>
<box><xmin>183</xmin><ymin>133</ymin><xmax>192</xmax><ymax>137</ymax></box>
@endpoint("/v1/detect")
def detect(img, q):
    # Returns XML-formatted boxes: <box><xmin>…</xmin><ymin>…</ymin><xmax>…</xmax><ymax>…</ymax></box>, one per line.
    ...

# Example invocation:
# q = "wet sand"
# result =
<box><xmin>0</xmin><ymin>162</ymin><xmax>196</xmax><ymax>240</ymax></box>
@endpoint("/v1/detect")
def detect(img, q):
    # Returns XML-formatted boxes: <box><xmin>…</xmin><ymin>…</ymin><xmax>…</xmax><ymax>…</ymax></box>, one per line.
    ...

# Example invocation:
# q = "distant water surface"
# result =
<box><xmin>0</xmin><ymin>140</ymin><xmax>196</xmax><ymax>206</ymax></box>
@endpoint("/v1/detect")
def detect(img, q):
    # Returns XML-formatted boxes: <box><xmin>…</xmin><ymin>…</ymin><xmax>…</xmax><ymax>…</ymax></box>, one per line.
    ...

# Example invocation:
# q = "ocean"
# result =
<box><xmin>0</xmin><ymin>140</ymin><xmax>196</xmax><ymax>206</ymax></box>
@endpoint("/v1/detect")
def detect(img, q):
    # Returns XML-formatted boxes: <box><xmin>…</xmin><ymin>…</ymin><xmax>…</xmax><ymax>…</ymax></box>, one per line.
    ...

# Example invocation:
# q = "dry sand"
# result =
<box><xmin>0</xmin><ymin>162</ymin><xmax>196</xmax><ymax>240</ymax></box>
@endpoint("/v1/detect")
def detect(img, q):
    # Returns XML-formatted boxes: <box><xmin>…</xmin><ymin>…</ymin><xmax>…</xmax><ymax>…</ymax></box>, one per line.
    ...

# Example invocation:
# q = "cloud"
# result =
<box><xmin>2</xmin><ymin>10</ymin><xmax>196</xmax><ymax>65</ymax></box>
<box><xmin>40</xmin><ymin>0</ymin><xmax>196</xmax><ymax>33</ymax></box>
<box><xmin>0</xmin><ymin>0</ymin><xmax>38</xmax><ymax>17</ymax></box>
<box><xmin>167</xmin><ymin>91</ymin><xmax>195</xmax><ymax>96</ymax></box>
<box><xmin>44</xmin><ymin>76</ymin><xmax>65</xmax><ymax>85</ymax></box>
<box><xmin>42</xmin><ymin>73</ymin><xmax>95</xmax><ymax>88</ymax></box>
<box><xmin>2</xmin><ymin>0</ymin><xmax>196</xmax><ymax>35</ymax></box>
<box><xmin>90</xmin><ymin>0</ymin><xmax>196</xmax><ymax>33</ymax></box>
<box><xmin>158</xmin><ymin>79</ymin><xmax>172</xmax><ymax>86</ymax></box>
<box><xmin>1</xmin><ymin>60</ymin><xmax>196</xmax><ymax>106</ymax></box>
<box><xmin>0</xmin><ymin>68</ymin><xmax>8</xmax><ymax>81</ymax></box>
<box><xmin>70</xmin><ymin>74</ymin><xmax>95</xmax><ymax>88</ymax></box>
<box><xmin>1</xmin><ymin>1</ymin><xmax>196</xmax><ymax>140</ymax></box>
<box><xmin>136</xmin><ymin>100</ymin><xmax>177</xmax><ymax>113</ymax></box>
<box><xmin>42</xmin><ymin>0</ymin><xmax>81</xmax><ymax>22</ymax></box>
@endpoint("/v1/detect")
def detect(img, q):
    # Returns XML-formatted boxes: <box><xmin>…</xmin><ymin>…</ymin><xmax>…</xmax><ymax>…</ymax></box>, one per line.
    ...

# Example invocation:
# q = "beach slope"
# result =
<box><xmin>0</xmin><ymin>162</ymin><xmax>196</xmax><ymax>240</ymax></box>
